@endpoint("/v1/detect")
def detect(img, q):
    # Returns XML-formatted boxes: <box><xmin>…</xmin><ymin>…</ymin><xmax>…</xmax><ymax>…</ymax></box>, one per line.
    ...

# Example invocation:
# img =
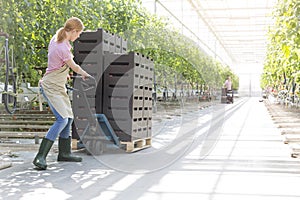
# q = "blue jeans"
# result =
<box><xmin>40</xmin><ymin>86</ymin><xmax>73</xmax><ymax>141</ymax></box>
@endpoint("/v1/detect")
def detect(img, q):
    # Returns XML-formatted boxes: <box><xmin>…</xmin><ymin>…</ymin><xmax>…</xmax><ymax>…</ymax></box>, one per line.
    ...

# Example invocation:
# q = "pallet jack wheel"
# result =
<box><xmin>84</xmin><ymin>140</ymin><xmax>103</xmax><ymax>155</ymax></box>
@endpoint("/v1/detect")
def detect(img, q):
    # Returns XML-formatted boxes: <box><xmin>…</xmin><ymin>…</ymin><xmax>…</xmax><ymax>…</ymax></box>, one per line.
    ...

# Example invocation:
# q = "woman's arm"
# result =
<box><xmin>65</xmin><ymin>59</ymin><xmax>90</xmax><ymax>79</ymax></box>
<box><xmin>224</xmin><ymin>80</ymin><xmax>228</xmax><ymax>88</ymax></box>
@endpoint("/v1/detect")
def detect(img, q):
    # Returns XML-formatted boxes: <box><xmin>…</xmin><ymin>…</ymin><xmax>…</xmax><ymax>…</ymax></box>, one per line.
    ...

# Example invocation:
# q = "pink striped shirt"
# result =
<box><xmin>46</xmin><ymin>35</ymin><xmax>73</xmax><ymax>74</ymax></box>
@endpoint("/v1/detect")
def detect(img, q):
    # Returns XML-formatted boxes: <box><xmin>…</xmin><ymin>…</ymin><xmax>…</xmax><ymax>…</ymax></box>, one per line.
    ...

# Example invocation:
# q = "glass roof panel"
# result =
<box><xmin>142</xmin><ymin>0</ymin><xmax>277</xmax><ymax>69</ymax></box>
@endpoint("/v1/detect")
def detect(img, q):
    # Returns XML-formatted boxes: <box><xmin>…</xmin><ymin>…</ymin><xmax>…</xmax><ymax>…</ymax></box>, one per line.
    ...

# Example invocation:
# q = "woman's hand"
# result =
<box><xmin>66</xmin><ymin>59</ymin><xmax>91</xmax><ymax>80</ymax></box>
<box><xmin>81</xmin><ymin>70</ymin><xmax>91</xmax><ymax>80</ymax></box>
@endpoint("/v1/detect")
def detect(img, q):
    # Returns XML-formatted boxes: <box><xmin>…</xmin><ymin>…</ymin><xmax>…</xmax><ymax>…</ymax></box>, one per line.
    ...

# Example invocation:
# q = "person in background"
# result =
<box><xmin>224</xmin><ymin>75</ymin><xmax>233</xmax><ymax>103</ymax></box>
<box><xmin>33</xmin><ymin>17</ymin><xmax>90</xmax><ymax>170</ymax></box>
<box><xmin>224</xmin><ymin>75</ymin><xmax>232</xmax><ymax>91</ymax></box>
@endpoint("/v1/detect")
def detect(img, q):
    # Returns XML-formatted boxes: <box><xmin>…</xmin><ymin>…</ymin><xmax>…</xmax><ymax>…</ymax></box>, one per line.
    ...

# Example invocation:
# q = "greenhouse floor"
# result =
<box><xmin>1</xmin><ymin>97</ymin><xmax>300</xmax><ymax>200</ymax></box>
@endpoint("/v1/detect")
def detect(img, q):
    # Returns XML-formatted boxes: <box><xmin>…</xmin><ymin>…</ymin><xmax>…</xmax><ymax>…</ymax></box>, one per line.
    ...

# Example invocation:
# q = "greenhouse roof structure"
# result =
<box><xmin>142</xmin><ymin>0</ymin><xmax>277</xmax><ymax>68</ymax></box>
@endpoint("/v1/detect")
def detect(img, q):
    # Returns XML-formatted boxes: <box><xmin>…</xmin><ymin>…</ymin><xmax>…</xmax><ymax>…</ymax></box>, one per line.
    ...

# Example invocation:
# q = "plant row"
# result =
<box><xmin>0</xmin><ymin>0</ymin><xmax>238</xmax><ymax>94</ymax></box>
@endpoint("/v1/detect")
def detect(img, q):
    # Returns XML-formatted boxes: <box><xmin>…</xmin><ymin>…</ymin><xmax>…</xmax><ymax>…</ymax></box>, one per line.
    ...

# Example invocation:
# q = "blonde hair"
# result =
<box><xmin>56</xmin><ymin>17</ymin><xmax>84</xmax><ymax>42</ymax></box>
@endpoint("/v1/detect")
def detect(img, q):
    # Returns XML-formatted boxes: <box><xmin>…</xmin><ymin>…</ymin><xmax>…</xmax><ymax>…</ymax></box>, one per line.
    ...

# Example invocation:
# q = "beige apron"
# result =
<box><xmin>41</xmin><ymin>65</ymin><xmax>73</xmax><ymax>118</ymax></box>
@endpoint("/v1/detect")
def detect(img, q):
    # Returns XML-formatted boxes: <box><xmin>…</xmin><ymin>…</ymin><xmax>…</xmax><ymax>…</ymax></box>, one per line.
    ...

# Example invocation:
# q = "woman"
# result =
<box><xmin>224</xmin><ymin>75</ymin><xmax>233</xmax><ymax>103</ymax></box>
<box><xmin>33</xmin><ymin>17</ymin><xmax>90</xmax><ymax>170</ymax></box>
<box><xmin>224</xmin><ymin>76</ymin><xmax>232</xmax><ymax>91</ymax></box>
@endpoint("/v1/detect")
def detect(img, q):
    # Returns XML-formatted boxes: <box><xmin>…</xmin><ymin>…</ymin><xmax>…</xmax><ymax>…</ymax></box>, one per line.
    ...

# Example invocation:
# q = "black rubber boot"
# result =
<box><xmin>33</xmin><ymin>138</ymin><xmax>54</xmax><ymax>170</ymax></box>
<box><xmin>57</xmin><ymin>137</ymin><xmax>82</xmax><ymax>162</ymax></box>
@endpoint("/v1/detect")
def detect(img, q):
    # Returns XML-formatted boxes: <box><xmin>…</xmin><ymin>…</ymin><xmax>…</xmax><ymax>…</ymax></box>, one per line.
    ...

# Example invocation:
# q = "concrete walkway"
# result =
<box><xmin>0</xmin><ymin>97</ymin><xmax>300</xmax><ymax>200</ymax></box>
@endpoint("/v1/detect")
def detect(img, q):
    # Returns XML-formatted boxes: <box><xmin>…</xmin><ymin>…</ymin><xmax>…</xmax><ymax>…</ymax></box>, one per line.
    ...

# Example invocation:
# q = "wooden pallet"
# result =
<box><xmin>283</xmin><ymin>134</ymin><xmax>300</xmax><ymax>144</ymax></box>
<box><xmin>0</xmin><ymin>124</ymin><xmax>51</xmax><ymax>129</ymax></box>
<box><xmin>0</xmin><ymin>161</ymin><xmax>12</xmax><ymax>170</ymax></box>
<box><xmin>281</xmin><ymin>128</ymin><xmax>300</xmax><ymax>135</ymax></box>
<box><xmin>0</xmin><ymin>131</ymin><xmax>47</xmax><ymax>138</ymax></box>
<box><xmin>290</xmin><ymin>144</ymin><xmax>300</xmax><ymax>158</ymax></box>
<box><xmin>278</xmin><ymin>123</ymin><xmax>300</xmax><ymax>128</ymax></box>
<box><xmin>120</xmin><ymin>138</ymin><xmax>152</xmax><ymax>153</ymax></box>
<box><xmin>0</xmin><ymin>111</ymin><xmax>55</xmax><ymax>144</ymax></box>
<box><xmin>0</xmin><ymin>120</ymin><xmax>54</xmax><ymax>125</ymax></box>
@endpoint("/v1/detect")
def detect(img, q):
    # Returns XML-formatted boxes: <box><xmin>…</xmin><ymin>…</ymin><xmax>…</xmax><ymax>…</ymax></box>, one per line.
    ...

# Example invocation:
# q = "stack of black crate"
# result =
<box><xmin>72</xmin><ymin>29</ymin><xmax>126</xmax><ymax>136</ymax></box>
<box><xmin>73</xmin><ymin>28</ymin><xmax>153</xmax><ymax>144</ymax></box>
<box><xmin>102</xmin><ymin>52</ymin><xmax>153</xmax><ymax>141</ymax></box>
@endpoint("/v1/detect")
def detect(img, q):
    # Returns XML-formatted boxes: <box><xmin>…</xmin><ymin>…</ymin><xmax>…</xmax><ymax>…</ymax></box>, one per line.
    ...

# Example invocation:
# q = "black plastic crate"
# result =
<box><xmin>99</xmin><ymin>52</ymin><xmax>153</xmax><ymax>141</ymax></box>
<box><xmin>74</xmin><ymin>29</ymin><xmax>113</xmax><ymax>62</ymax></box>
<box><xmin>96</xmin><ymin>52</ymin><xmax>140</xmax><ymax>113</ymax></box>
<box><xmin>109</xmin><ymin>117</ymin><xmax>148</xmax><ymax>141</ymax></box>
<box><xmin>102</xmin><ymin>52</ymin><xmax>141</xmax><ymax>109</ymax></box>
<box><xmin>115</xmin><ymin>35</ymin><xmax>122</xmax><ymax>53</ymax></box>
<box><xmin>121</xmin><ymin>38</ymin><xmax>127</xmax><ymax>53</ymax></box>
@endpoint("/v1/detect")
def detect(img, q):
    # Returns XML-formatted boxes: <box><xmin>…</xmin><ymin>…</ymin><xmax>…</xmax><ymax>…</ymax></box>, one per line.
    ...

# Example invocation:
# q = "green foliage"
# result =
<box><xmin>0</xmin><ymin>0</ymin><xmax>238</xmax><ymax>92</ymax></box>
<box><xmin>262</xmin><ymin>0</ymin><xmax>300</xmax><ymax>92</ymax></box>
